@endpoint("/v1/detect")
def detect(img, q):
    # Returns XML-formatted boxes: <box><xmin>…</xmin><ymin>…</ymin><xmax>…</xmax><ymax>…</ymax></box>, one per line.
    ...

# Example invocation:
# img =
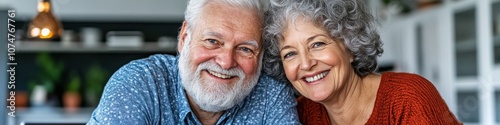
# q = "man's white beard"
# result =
<box><xmin>178</xmin><ymin>38</ymin><xmax>262</xmax><ymax>112</ymax></box>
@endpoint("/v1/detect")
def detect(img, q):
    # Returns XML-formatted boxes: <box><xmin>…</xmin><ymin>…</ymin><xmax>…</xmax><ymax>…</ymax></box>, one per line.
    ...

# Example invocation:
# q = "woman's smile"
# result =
<box><xmin>302</xmin><ymin>70</ymin><xmax>329</xmax><ymax>83</ymax></box>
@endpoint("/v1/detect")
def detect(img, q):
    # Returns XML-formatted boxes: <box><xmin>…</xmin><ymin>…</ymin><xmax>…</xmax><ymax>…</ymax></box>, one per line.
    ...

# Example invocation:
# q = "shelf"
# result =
<box><xmin>457</xmin><ymin>83</ymin><xmax>479</xmax><ymax>92</ymax></box>
<box><xmin>456</xmin><ymin>35</ymin><xmax>500</xmax><ymax>53</ymax></box>
<box><xmin>457</xmin><ymin>73</ymin><xmax>500</xmax><ymax>92</ymax></box>
<box><xmin>455</xmin><ymin>39</ymin><xmax>477</xmax><ymax>53</ymax></box>
<box><xmin>8</xmin><ymin>107</ymin><xmax>93</xmax><ymax>125</ymax></box>
<box><xmin>16</xmin><ymin>41</ymin><xmax>177</xmax><ymax>53</ymax></box>
<box><xmin>456</xmin><ymin>77</ymin><xmax>479</xmax><ymax>91</ymax></box>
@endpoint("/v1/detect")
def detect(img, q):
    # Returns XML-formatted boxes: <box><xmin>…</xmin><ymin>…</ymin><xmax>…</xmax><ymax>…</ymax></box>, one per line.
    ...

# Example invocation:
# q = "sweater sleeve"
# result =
<box><xmin>394</xmin><ymin>74</ymin><xmax>462</xmax><ymax>125</ymax></box>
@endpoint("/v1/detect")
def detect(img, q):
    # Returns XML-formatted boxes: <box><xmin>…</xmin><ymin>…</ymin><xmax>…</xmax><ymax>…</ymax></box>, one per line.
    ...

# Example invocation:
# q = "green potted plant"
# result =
<box><xmin>28</xmin><ymin>52</ymin><xmax>64</xmax><ymax>107</ymax></box>
<box><xmin>63</xmin><ymin>71</ymin><xmax>81</xmax><ymax>112</ymax></box>
<box><xmin>85</xmin><ymin>64</ymin><xmax>109</xmax><ymax>107</ymax></box>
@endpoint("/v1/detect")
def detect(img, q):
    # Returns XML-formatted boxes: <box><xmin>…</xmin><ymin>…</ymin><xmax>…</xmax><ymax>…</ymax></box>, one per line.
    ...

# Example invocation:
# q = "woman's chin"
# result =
<box><xmin>305</xmin><ymin>92</ymin><xmax>330</xmax><ymax>103</ymax></box>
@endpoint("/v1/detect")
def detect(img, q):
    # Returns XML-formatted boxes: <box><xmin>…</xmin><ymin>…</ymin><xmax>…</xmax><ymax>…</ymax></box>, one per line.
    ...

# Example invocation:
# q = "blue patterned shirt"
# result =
<box><xmin>87</xmin><ymin>54</ymin><xmax>300</xmax><ymax>125</ymax></box>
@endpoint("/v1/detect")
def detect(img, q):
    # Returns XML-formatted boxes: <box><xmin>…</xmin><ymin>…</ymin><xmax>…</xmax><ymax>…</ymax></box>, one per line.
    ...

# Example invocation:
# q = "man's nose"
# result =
<box><xmin>215</xmin><ymin>49</ymin><xmax>238</xmax><ymax>69</ymax></box>
<box><xmin>299</xmin><ymin>52</ymin><xmax>317</xmax><ymax>70</ymax></box>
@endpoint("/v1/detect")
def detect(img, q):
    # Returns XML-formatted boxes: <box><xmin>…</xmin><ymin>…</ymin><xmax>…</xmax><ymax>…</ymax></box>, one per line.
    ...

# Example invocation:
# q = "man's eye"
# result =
<box><xmin>237</xmin><ymin>47</ymin><xmax>255</xmax><ymax>57</ymax></box>
<box><xmin>312</xmin><ymin>42</ymin><xmax>326</xmax><ymax>48</ymax></box>
<box><xmin>206</xmin><ymin>39</ymin><xmax>220</xmax><ymax>45</ymax></box>
<box><xmin>240</xmin><ymin>47</ymin><xmax>253</xmax><ymax>53</ymax></box>
<box><xmin>283</xmin><ymin>52</ymin><xmax>296</xmax><ymax>59</ymax></box>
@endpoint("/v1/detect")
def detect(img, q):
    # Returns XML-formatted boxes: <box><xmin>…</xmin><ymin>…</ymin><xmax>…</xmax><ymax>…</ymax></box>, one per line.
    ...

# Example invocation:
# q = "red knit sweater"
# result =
<box><xmin>297</xmin><ymin>72</ymin><xmax>462</xmax><ymax>125</ymax></box>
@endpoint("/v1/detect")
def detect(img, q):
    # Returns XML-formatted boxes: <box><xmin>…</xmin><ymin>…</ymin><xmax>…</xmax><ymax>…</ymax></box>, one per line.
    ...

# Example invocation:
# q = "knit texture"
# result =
<box><xmin>297</xmin><ymin>72</ymin><xmax>462</xmax><ymax>125</ymax></box>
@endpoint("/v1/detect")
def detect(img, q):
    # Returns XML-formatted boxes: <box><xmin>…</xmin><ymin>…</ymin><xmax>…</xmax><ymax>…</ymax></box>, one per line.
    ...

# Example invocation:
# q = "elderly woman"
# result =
<box><xmin>263</xmin><ymin>0</ymin><xmax>462</xmax><ymax>124</ymax></box>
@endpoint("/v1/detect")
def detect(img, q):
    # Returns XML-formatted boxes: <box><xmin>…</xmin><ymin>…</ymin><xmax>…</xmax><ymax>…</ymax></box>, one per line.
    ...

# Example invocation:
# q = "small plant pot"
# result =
<box><xmin>16</xmin><ymin>91</ymin><xmax>29</xmax><ymax>107</ymax></box>
<box><xmin>63</xmin><ymin>92</ymin><xmax>81</xmax><ymax>112</ymax></box>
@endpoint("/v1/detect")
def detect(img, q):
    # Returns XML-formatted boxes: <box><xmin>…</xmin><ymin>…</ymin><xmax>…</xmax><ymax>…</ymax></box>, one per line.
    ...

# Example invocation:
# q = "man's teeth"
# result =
<box><xmin>305</xmin><ymin>71</ymin><xmax>328</xmax><ymax>83</ymax></box>
<box><xmin>207</xmin><ymin>70</ymin><xmax>232</xmax><ymax>79</ymax></box>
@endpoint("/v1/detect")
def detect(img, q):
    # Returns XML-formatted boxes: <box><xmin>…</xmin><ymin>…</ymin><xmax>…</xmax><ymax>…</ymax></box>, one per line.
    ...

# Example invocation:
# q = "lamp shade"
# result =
<box><xmin>26</xmin><ymin>0</ymin><xmax>63</xmax><ymax>41</ymax></box>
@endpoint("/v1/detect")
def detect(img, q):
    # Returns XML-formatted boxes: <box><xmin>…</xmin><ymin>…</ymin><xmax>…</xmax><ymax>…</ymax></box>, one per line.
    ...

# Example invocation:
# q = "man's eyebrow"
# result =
<box><xmin>204</xmin><ymin>31</ymin><xmax>223</xmax><ymax>39</ymax></box>
<box><xmin>242</xmin><ymin>40</ymin><xmax>259</xmax><ymax>49</ymax></box>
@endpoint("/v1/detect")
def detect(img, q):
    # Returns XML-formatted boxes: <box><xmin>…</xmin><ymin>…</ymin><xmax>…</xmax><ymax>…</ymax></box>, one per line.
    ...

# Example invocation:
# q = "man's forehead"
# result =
<box><xmin>199</xmin><ymin>2</ymin><xmax>262</xmax><ymax>30</ymax></box>
<box><xmin>192</xmin><ymin>3</ymin><xmax>262</xmax><ymax>47</ymax></box>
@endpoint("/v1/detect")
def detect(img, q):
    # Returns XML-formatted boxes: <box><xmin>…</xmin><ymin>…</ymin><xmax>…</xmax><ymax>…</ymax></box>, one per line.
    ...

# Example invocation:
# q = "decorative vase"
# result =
<box><xmin>30</xmin><ymin>85</ymin><xmax>47</xmax><ymax>107</ymax></box>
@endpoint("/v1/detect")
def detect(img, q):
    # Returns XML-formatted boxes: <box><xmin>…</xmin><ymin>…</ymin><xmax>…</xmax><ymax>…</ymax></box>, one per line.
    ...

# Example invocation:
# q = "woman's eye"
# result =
<box><xmin>283</xmin><ymin>52</ymin><xmax>296</xmax><ymax>59</ymax></box>
<box><xmin>312</xmin><ymin>42</ymin><xmax>326</xmax><ymax>48</ymax></box>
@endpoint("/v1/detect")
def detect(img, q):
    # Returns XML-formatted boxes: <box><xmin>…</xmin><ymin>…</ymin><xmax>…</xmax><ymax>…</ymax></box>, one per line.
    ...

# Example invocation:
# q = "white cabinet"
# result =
<box><xmin>380</xmin><ymin>0</ymin><xmax>500</xmax><ymax>124</ymax></box>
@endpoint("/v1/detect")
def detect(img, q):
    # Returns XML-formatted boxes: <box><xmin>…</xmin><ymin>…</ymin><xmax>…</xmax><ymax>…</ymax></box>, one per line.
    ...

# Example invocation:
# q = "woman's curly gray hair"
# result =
<box><xmin>263</xmin><ymin>0</ymin><xmax>383</xmax><ymax>81</ymax></box>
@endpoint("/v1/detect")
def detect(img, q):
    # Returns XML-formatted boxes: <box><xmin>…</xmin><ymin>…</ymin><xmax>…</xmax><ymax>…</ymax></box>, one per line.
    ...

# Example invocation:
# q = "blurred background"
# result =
<box><xmin>0</xmin><ymin>0</ymin><xmax>499</xmax><ymax>125</ymax></box>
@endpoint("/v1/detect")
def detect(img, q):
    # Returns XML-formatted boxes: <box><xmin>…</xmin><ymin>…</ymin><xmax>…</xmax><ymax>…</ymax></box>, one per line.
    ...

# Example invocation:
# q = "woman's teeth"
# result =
<box><xmin>305</xmin><ymin>71</ymin><xmax>328</xmax><ymax>83</ymax></box>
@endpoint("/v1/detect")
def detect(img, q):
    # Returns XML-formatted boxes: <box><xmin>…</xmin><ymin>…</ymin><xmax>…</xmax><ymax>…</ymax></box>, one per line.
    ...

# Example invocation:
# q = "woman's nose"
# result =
<box><xmin>299</xmin><ymin>52</ymin><xmax>317</xmax><ymax>70</ymax></box>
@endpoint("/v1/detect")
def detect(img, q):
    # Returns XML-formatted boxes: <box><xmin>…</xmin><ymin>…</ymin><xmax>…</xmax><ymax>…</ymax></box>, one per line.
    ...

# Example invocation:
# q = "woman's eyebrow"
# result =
<box><xmin>307</xmin><ymin>34</ymin><xmax>327</xmax><ymax>42</ymax></box>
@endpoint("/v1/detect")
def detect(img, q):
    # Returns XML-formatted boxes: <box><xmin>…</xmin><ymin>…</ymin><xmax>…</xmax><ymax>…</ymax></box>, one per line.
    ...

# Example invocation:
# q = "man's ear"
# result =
<box><xmin>178</xmin><ymin>21</ymin><xmax>188</xmax><ymax>52</ymax></box>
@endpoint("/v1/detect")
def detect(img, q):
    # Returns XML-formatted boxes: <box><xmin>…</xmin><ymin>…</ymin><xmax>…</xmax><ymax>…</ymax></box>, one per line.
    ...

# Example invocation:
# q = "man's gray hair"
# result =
<box><xmin>263</xmin><ymin>0</ymin><xmax>383</xmax><ymax>81</ymax></box>
<box><xmin>184</xmin><ymin>0</ymin><xmax>265</xmax><ymax>32</ymax></box>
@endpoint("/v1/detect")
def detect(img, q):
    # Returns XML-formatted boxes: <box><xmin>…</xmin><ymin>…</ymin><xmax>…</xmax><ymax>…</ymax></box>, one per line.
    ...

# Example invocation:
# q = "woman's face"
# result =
<box><xmin>280</xmin><ymin>18</ymin><xmax>354</xmax><ymax>102</ymax></box>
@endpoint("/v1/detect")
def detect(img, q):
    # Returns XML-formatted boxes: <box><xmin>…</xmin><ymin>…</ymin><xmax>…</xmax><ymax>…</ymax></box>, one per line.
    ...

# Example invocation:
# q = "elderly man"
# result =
<box><xmin>87</xmin><ymin>0</ymin><xmax>299</xmax><ymax>124</ymax></box>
